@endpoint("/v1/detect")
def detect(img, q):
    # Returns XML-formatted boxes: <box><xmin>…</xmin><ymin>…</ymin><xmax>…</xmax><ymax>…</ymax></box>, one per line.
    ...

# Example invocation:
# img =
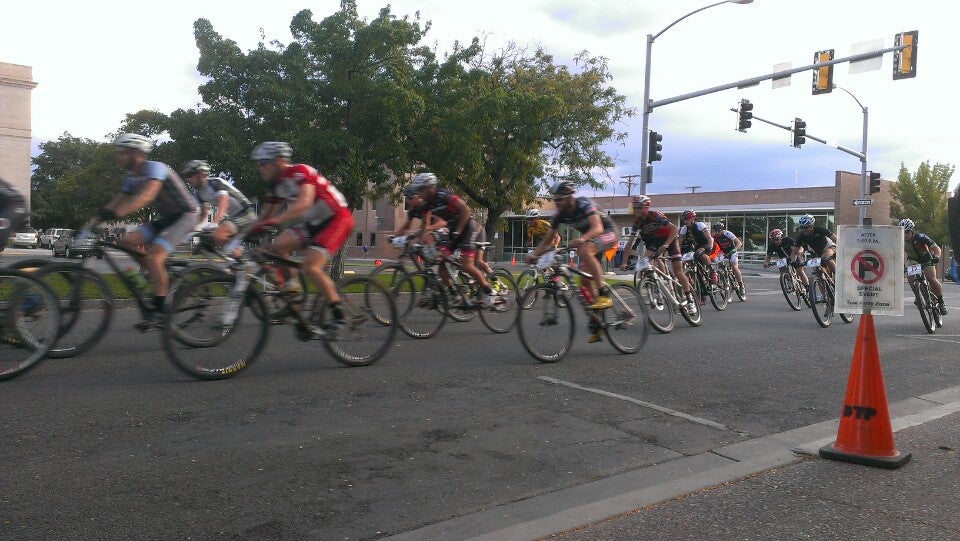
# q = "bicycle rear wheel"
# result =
<box><xmin>0</xmin><ymin>270</ymin><xmax>61</xmax><ymax>381</ymax></box>
<box><xmin>396</xmin><ymin>271</ymin><xmax>447</xmax><ymax>339</ymax></box>
<box><xmin>30</xmin><ymin>263</ymin><xmax>114</xmax><ymax>358</ymax></box>
<box><xmin>163</xmin><ymin>275</ymin><xmax>270</xmax><ymax>380</ymax></box>
<box><xmin>517</xmin><ymin>284</ymin><xmax>574</xmax><ymax>363</ymax></box>
<box><xmin>603</xmin><ymin>284</ymin><xmax>649</xmax><ymax>354</ymax></box>
<box><xmin>479</xmin><ymin>269</ymin><xmax>518</xmax><ymax>333</ymax></box>
<box><xmin>312</xmin><ymin>276</ymin><xmax>397</xmax><ymax>367</ymax></box>
<box><xmin>637</xmin><ymin>275</ymin><xmax>674</xmax><ymax>333</ymax></box>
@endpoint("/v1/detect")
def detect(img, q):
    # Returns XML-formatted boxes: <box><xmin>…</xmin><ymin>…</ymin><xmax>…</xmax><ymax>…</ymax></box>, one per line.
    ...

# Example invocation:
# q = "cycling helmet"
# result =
<box><xmin>526</xmin><ymin>209</ymin><xmax>540</xmax><ymax>219</ymax></box>
<box><xmin>769</xmin><ymin>228</ymin><xmax>784</xmax><ymax>240</ymax></box>
<box><xmin>711</xmin><ymin>221</ymin><xmax>725</xmax><ymax>231</ymax></box>
<box><xmin>250</xmin><ymin>141</ymin><xmax>293</xmax><ymax>161</ymax></box>
<box><xmin>549</xmin><ymin>180</ymin><xmax>576</xmax><ymax>197</ymax></box>
<box><xmin>181</xmin><ymin>160</ymin><xmax>211</xmax><ymax>176</ymax></box>
<box><xmin>632</xmin><ymin>195</ymin><xmax>651</xmax><ymax>208</ymax></box>
<box><xmin>410</xmin><ymin>172</ymin><xmax>438</xmax><ymax>190</ymax></box>
<box><xmin>798</xmin><ymin>214</ymin><xmax>815</xmax><ymax>228</ymax></box>
<box><xmin>402</xmin><ymin>184</ymin><xmax>417</xmax><ymax>198</ymax></box>
<box><xmin>113</xmin><ymin>133</ymin><xmax>154</xmax><ymax>153</ymax></box>
<box><xmin>898</xmin><ymin>218</ymin><xmax>915</xmax><ymax>230</ymax></box>
<box><xmin>681</xmin><ymin>210</ymin><xmax>697</xmax><ymax>221</ymax></box>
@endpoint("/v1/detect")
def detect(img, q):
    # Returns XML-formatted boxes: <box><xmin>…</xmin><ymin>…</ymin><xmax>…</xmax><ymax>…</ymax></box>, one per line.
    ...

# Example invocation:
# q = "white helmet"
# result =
<box><xmin>526</xmin><ymin>209</ymin><xmax>540</xmax><ymax>218</ymax></box>
<box><xmin>798</xmin><ymin>214</ymin><xmax>815</xmax><ymax>228</ymax></box>
<box><xmin>250</xmin><ymin>141</ymin><xmax>293</xmax><ymax>161</ymax></box>
<box><xmin>410</xmin><ymin>172</ymin><xmax>438</xmax><ymax>190</ymax></box>
<box><xmin>181</xmin><ymin>160</ymin><xmax>211</xmax><ymax>176</ymax></box>
<box><xmin>898</xmin><ymin>218</ymin><xmax>915</xmax><ymax>230</ymax></box>
<box><xmin>113</xmin><ymin>133</ymin><xmax>154</xmax><ymax>153</ymax></box>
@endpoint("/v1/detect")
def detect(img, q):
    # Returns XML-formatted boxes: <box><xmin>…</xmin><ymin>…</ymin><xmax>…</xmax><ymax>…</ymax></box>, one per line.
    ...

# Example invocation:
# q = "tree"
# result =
<box><xmin>411</xmin><ymin>44</ymin><xmax>633</xmax><ymax>238</ymax></box>
<box><xmin>30</xmin><ymin>134</ymin><xmax>119</xmax><ymax>229</ymax></box>
<box><xmin>889</xmin><ymin>161</ymin><xmax>954</xmax><ymax>244</ymax></box>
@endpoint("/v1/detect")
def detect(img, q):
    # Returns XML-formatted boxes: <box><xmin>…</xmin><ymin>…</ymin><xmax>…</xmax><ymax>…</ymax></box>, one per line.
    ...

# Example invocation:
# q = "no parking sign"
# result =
<box><xmin>836</xmin><ymin>225</ymin><xmax>903</xmax><ymax>315</ymax></box>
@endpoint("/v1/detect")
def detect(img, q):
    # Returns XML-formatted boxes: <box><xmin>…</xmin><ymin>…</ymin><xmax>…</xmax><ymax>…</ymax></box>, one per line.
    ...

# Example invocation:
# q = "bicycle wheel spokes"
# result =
<box><xmin>810</xmin><ymin>278</ymin><xmax>831</xmax><ymax>328</ymax></box>
<box><xmin>479</xmin><ymin>270</ymin><xmax>518</xmax><ymax>333</ymax></box>
<box><xmin>638</xmin><ymin>276</ymin><xmax>674</xmax><ymax>333</ymax></box>
<box><xmin>603</xmin><ymin>284</ymin><xmax>649</xmax><ymax>354</ymax></box>
<box><xmin>163</xmin><ymin>276</ymin><xmax>269</xmax><ymax>380</ymax></box>
<box><xmin>34</xmin><ymin>264</ymin><xmax>113</xmax><ymax>359</ymax></box>
<box><xmin>517</xmin><ymin>285</ymin><xmax>574</xmax><ymax>363</ymax></box>
<box><xmin>0</xmin><ymin>271</ymin><xmax>61</xmax><ymax>381</ymax></box>
<box><xmin>916</xmin><ymin>282</ymin><xmax>935</xmax><ymax>333</ymax></box>
<box><xmin>371</xmin><ymin>264</ymin><xmax>408</xmax><ymax>295</ymax></box>
<box><xmin>516</xmin><ymin>269</ymin><xmax>540</xmax><ymax>309</ymax></box>
<box><xmin>779</xmin><ymin>272</ymin><xmax>802</xmax><ymax>311</ymax></box>
<box><xmin>316</xmin><ymin>277</ymin><xmax>397</xmax><ymax>367</ymax></box>
<box><xmin>396</xmin><ymin>272</ymin><xmax>447</xmax><ymax>339</ymax></box>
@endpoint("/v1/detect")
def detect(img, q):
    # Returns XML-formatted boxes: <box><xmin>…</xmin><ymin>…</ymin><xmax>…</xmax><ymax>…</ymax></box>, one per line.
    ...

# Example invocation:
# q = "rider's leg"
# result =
<box><xmin>576</xmin><ymin>242</ymin><xmax>604</xmax><ymax>300</ymax></box>
<box><xmin>267</xmin><ymin>230</ymin><xmax>304</xmax><ymax>290</ymax></box>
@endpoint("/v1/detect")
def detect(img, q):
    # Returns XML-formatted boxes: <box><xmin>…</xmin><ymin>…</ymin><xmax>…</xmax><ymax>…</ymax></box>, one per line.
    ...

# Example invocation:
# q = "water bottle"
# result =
<box><xmin>221</xmin><ymin>266</ymin><xmax>252</xmax><ymax>327</ymax></box>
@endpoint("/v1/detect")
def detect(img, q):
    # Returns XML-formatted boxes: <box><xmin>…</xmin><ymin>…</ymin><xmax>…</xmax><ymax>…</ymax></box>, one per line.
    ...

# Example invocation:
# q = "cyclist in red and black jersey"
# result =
<box><xmin>764</xmin><ymin>228</ymin><xmax>810</xmax><ymax>287</ymax></box>
<box><xmin>901</xmin><ymin>218</ymin><xmax>947</xmax><ymax>315</ymax></box>
<box><xmin>619</xmin><ymin>195</ymin><xmax>696</xmax><ymax>310</ymax></box>
<box><xmin>250</xmin><ymin>141</ymin><xmax>354</xmax><ymax>329</ymax></box>
<box><xmin>679</xmin><ymin>210</ymin><xmax>719</xmax><ymax>284</ymax></box>
<box><xmin>791</xmin><ymin>214</ymin><xmax>837</xmax><ymax>277</ymax></box>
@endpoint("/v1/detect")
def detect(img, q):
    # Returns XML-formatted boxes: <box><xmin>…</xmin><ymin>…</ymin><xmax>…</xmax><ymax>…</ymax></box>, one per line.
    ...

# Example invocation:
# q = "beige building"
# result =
<box><xmin>0</xmin><ymin>62</ymin><xmax>37</xmax><ymax>213</ymax></box>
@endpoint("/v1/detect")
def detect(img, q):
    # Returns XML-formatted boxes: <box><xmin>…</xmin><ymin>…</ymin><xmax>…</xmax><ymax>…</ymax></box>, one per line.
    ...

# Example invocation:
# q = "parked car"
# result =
<box><xmin>40</xmin><ymin>228</ymin><xmax>72</xmax><ymax>249</ymax></box>
<box><xmin>11</xmin><ymin>228</ymin><xmax>40</xmax><ymax>248</ymax></box>
<box><xmin>52</xmin><ymin>230</ymin><xmax>101</xmax><ymax>259</ymax></box>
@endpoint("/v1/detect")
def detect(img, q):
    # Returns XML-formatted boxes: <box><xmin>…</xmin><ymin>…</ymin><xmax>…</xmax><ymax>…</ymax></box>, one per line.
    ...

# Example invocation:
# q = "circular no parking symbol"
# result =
<box><xmin>851</xmin><ymin>249</ymin><xmax>884</xmax><ymax>284</ymax></box>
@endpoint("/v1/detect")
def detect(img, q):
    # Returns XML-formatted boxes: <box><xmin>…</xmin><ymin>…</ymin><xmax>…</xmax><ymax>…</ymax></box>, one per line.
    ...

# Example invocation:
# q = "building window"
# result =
<box><xmin>356</xmin><ymin>232</ymin><xmax>363</xmax><ymax>246</ymax></box>
<box><xmin>370</xmin><ymin>233</ymin><xmax>376</xmax><ymax>247</ymax></box>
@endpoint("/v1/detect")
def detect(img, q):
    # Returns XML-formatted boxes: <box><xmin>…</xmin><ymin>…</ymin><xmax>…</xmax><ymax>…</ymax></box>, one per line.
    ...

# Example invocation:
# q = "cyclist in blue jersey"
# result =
<box><xmin>98</xmin><ymin>133</ymin><xmax>199</xmax><ymax>331</ymax></box>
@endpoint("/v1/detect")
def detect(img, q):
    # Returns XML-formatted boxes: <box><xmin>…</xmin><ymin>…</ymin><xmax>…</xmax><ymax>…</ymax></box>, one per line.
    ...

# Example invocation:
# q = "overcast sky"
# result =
<box><xmin>2</xmin><ymin>0</ymin><xmax>951</xmax><ymax>195</ymax></box>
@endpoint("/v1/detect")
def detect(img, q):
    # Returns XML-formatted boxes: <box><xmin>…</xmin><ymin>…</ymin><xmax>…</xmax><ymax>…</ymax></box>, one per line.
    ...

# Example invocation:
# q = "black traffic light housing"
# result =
<box><xmin>792</xmin><ymin>118</ymin><xmax>807</xmax><ymax>148</ymax></box>
<box><xmin>648</xmin><ymin>130</ymin><xmax>663</xmax><ymax>162</ymax></box>
<box><xmin>737</xmin><ymin>99</ymin><xmax>754</xmax><ymax>132</ymax></box>
<box><xmin>869</xmin><ymin>171</ymin><xmax>881</xmax><ymax>194</ymax></box>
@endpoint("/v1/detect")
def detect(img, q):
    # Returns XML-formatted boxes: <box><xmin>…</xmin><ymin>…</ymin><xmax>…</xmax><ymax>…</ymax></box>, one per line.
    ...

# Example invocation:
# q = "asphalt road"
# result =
<box><xmin>3</xmin><ymin>261</ymin><xmax>959</xmax><ymax>540</ymax></box>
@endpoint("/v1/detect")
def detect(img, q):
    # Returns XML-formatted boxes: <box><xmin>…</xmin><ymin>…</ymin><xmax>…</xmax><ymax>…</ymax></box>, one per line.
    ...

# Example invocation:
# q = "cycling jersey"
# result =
<box><xmin>679</xmin><ymin>221</ymin><xmax>713</xmax><ymax>250</ymax></box>
<box><xmin>265</xmin><ymin>164</ymin><xmax>350</xmax><ymax>226</ymax></box>
<box><xmin>549</xmin><ymin>196</ymin><xmax>616</xmax><ymax>235</ymax></box>
<box><xmin>416</xmin><ymin>189</ymin><xmax>464</xmax><ymax>223</ymax></box>
<box><xmin>631</xmin><ymin>210</ymin><xmax>671</xmax><ymax>242</ymax></box>
<box><xmin>120</xmin><ymin>161</ymin><xmax>198</xmax><ymax>216</ymax></box>
<box><xmin>527</xmin><ymin>219</ymin><xmax>551</xmax><ymax>239</ymax></box>
<box><xmin>794</xmin><ymin>226</ymin><xmax>835</xmax><ymax>254</ymax></box>
<box><xmin>907</xmin><ymin>232</ymin><xmax>938</xmax><ymax>265</ymax></box>
<box><xmin>766</xmin><ymin>237</ymin><xmax>797</xmax><ymax>259</ymax></box>
<box><xmin>712</xmin><ymin>230</ymin><xmax>739</xmax><ymax>254</ymax></box>
<box><xmin>193</xmin><ymin>176</ymin><xmax>253</xmax><ymax>218</ymax></box>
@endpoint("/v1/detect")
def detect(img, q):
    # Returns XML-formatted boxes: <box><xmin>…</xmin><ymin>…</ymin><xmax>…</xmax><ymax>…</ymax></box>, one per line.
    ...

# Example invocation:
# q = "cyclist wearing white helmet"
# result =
<box><xmin>410</xmin><ymin>172</ymin><xmax>498</xmax><ymax>307</ymax></box>
<box><xmin>901</xmin><ymin>218</ymin><xmax>947</xmax><ymax>315</ymax></box>
<box><xmin>620</xmin><ymin>194</ymin><xmax>697</xmax><ymax>311</ymax></box>
<box><xmin>524</xmin><ymin>180</ymin><xmax>619</xmax><ymax>315</ymax></box>
<box><xmin>180</xmin><ymin>160</ymin><xmax>256</xmax><ymax>251</ymax></box>
<box><xmin>525</xmin><ymin>208</ymin><xmax>557</xmax><ymax>249</ymax></box>
<box><xmin>99</xmin><ymin>133</ymin><xmax>199</xmax><ymax>331</ymax></box>
<box><xmin>790</xmin><ymin>214</ymin><xmax>838</xmax><ymax>277</ymax></box>
<box><xmin>250</xmin><ymin>141</ymin><xmax>354</xmax><ymax>332</ymax></box>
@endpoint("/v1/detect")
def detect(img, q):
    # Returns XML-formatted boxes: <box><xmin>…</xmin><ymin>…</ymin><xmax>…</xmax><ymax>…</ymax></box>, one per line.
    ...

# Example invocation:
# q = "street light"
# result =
<box><xmin>639</xmin><ymin>0</ymin><xmax>754</xmax><ymax>195</ymax></box>
<box><xmin>834</xmin><ymin>84</ymin><xmax>869</xmax><ymax>225</ymax></box>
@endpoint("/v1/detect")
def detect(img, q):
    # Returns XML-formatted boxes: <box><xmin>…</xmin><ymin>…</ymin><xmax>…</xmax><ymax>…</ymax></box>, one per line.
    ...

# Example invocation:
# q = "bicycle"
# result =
<box><xmin>163</xmin><ymin>245</ymin><xmax>398</xmax><ymax>380</ymax></box>
<box><xmin>906</xmin><ymin>259</ymin><xmax>943</xmax><ymax>333</ymax></box>
<box><xmin>516</xmin><ymin>248</ymin><xmax>562</xmax><ymax>309</ymax></box>
<box><xmin>516</xmin><ymin>250</ymin><xmax>649</xmax><ymax>363</ymax></box>
<box><xmin>770</xmin><ymin>258</ymin><xmax>810</xmax><ymax>311</ymax></box>
<box><xmin>715</xmin><ymin>254</ymin><xmax>745</xmax><ymax>302</ymax></box>
<box><xmin>371</xmin><ymin>232</ymin><xmax>427</xmax><ymax>294</ymax></box>
<box><xmin>0</xmin><ymin>268</ymin><xmax>61</xmax><ymax>381</ymax></box>
<box><xmin>634</xmin><ymin>253</ymin><xmax>702</xmax><ymax>333</ymax></box>
<box><xmin>682</xmin><ymin>251</ymin><xmax>728</xmax><ymax>312</ymax></box>
<box><xmin>805</xmin><ymin>257</ymin><xmax>854</xmax><ymax>328</ymax></box>
<box><xmin>393</xmin><ymin>242</ymin><xmax>517</xmax><ymax>339</ymax></box>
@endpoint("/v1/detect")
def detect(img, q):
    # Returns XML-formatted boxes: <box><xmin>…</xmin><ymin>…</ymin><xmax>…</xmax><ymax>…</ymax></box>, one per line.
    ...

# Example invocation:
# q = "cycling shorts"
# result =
<box><xmin>139</xmin><ymin>211</ymin><xmax>200</xmax><ymax>253</ymax></box>
<box><xmin>291</xmin><ymin>210</ymin><xmax>354</xmax><ymax>258</ymax></box>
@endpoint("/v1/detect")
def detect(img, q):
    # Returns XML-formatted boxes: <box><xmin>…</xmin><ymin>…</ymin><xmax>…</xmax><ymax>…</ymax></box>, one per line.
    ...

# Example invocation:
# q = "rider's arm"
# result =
<box><xmin>528</xmin><ymin>228</ymin><xmax>558</xmax><ymax>259</ymax></box>
<box><xmin>211</xmin><ymin>192</ymin><xmax>229</xmax><ymax>224</ymax></box>
<box><xmin>394</xmin><ymin>217</ymin><xmax>413</xmax><ymax>237</ymax></box>
<box><xmin>574</xmin><ymin>213</ymin><xmax>604</xmax><ymax>245</ymax></box>
<box><xmin>266</xmin><ymin>183</ymin><xmax>316</xmax><ymax>225</ymax></box>
<box><xmin>260</xmin><ymin>201</ymin><xmax>281</xmax><ymax>220</ymax></box>
<box><xmin>448</xmin><ymin>198</ymin><xmax>471</xmax><ymax>236</ymax></box>
<box><xmin>109</xmin><ymin>179</ymin><xmax>163</xmax><ymax>218</ymax></box>
<box><xmin>621</xmin><ymin>231</ymin><xmax>637</xmax><ymax>266</ymax></box>
<box><xmin>662</xmin><ymin>222</ymin><xmax>679</xmax><ymax>251</ymax></box>
<box><xmin>733</xmin><ymin>235</ymin><xmax>743</xmax><ymax>251</ymax></box>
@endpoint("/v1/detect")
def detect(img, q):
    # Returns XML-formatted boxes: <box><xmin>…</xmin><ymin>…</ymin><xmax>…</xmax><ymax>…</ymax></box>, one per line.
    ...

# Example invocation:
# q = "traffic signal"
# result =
<box><xmin>869</xmin><ymin>171</ymin><xmax>881</xmax><ymax>194</ymax></box>
<box><xmin>893</xmin><ymin>31</ymin><xmax>918</xmax><ymax>80</ymax></box>
<box><xmin>812</xmin><ymin>49</ymin><xmax>834</xmax><ymax>95</ymax></box>
<box><xmin>648</xmin><ymin>130</ymin><xmax>663</xmax><ymax>162</ymax></box>
<box><xmin>737</xmin><ymin>99</ymin><xmax>754</xmax><ymax>132</ymax></box>
<box><xmin>792</xmin><ymin>118</ymin><xmax>806</xmax><ymax>148</ymax></box>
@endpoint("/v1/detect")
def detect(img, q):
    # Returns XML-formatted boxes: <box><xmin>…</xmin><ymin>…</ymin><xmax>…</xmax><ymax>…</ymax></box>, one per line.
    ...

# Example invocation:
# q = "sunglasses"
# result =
<box><xmin>552</xmin><ymin>197</ymin><xmax>570</xmax><ymax>203</ymax></box>
<box><xmin>256</xmin><ymin>159</ymin><xmax>273</xmax><ymax>166</ymax></box>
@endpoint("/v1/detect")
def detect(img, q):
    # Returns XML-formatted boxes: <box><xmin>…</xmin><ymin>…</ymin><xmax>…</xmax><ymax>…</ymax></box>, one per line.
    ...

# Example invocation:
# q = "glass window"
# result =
<box><xmin>356</xmin><ymin>232</ymin><xmax>363</xmax><ymax>246</ymax></box>
<box><xmin>370</xmin><ymin>233</ymin><xmax>376</xmax><ymax>247</ymax></box>
<box><xmin>744</xmin><ymin>215</ymin><xmax>767</xmax><ymax>252</ymax></box>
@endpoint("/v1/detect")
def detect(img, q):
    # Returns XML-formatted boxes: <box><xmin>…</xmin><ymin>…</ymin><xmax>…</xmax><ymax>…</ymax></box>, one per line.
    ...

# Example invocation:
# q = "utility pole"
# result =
<box><xmin>619</xmin><ymin>174</ymin><xmax>642</xmax><ymax>197</ymax></box>
<box><xmin>685</xmin><ymin>185</ymin><xmax>702</xmax><ymax>194</ymax></box>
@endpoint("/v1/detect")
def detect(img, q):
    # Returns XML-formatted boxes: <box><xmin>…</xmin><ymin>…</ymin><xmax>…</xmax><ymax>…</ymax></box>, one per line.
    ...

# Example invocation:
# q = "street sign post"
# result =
<box><xmin>836</xmin><ymin>225</ymin><xmax>903</xmax><ymax>315</ymax></box>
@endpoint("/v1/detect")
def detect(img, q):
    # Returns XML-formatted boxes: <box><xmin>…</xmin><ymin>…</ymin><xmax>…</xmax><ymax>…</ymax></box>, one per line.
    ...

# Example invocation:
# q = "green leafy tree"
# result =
<box><xmin>30</xmin><ymin>134</ymin><xmax>119</xmax><ymax>228</ymax></box>
<box><xmin>889</xmin><ymin>161</ymin><xmax>954</xmax><ymax>244</ymax></box>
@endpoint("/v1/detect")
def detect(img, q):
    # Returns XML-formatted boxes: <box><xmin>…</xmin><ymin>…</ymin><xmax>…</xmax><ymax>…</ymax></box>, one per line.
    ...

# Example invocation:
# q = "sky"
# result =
<box><xmin>1</xmin><ymin>0</ymin><xmax>952</xmax><ymax>196</ymax></box>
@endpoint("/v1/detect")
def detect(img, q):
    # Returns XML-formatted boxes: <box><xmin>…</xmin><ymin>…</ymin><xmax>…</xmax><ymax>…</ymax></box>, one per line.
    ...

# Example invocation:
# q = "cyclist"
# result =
<box><xmin>410</xmin><ymin>172</ymin><xmax>497</xmax><ymax>307</ymax></box>
<box><xmin>711</xmin><ymin>221</ymin><xmax>744</xmax><ymax>291</ymax></box>
<box><xmin>620</xmin><ymin>195</ymin><xmax>696</xmax><ymax>311</ymax></box>
<box><xmin>249</xmin><ymin>141</ymin><xmax>353</xmax><ymax>332</ymax></box>
<box><xmin>526</xmin><ymin>209</ymin><xmax>558</xmax><ymax>249</ymax></box>
<box><xmin>901</xmin><ymin>218</ymin><xmax>947</xmax><ymax>315</ymax></box>
<box><xmin>679</xmin><ymin>210</ymin><xmax>719</xmax><ymax>284</ymax></box>
<box><xmin>0</xmin><ymin>177</ymin><xmax>29</xmax><ymax>252</ymax></box>
<box><xmin>180</xmin><ymin>160</ymin><xmax>256</xmax><ymax>253</ymax></box>
<box><xmin>98</xmin><ymin>133</ymin><xmax>199</xmax><ymax>331</ymax></box>
<box><xmin>393</xmin><ymin>183</ymin><xmax>447</xmax><ymax>239</ymax></box>
<box><xmin>790</xmin><ymin>214</ymin><xmax>837</xmax><ymax>278</ymax></box>
<box><xmin>763</xmin><ymin>228</ymin><xmax>810</xmax><ymax>288</ymax></box>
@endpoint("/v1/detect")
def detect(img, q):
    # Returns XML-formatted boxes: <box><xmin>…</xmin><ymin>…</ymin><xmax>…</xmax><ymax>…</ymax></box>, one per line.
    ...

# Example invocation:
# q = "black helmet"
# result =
<box><xmin>711</xmin><ymin>221</ymin><xmax>724</xmax><ymax>231</ymax></box>
<box><xmin>549</xmin><ymin>180</ymin><xmax>576</xmax><ymax>197</ymax></box>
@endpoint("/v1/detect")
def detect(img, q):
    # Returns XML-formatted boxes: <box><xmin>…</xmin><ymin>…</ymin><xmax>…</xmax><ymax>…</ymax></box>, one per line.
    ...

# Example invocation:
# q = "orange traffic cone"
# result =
<box><xmin>819</xmin><ymin>314</ymin><xmax>911</xmax><ymax>469</ymax></box>
<box><xmin>374</xmin><ymin>259</ymin><xmax>382</xmax><ymax>266</ymax></box>
<box><xmin>511</xmin><ymin>255</ymin><xmax>517</xmax><ymax>266</ymax></box>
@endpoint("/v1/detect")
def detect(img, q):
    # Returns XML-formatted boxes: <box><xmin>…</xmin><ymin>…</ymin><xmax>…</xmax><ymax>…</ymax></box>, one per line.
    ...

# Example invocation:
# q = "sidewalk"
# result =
<box><xmin>385</xmin><ymin>387</ymin><xmax>960</xmax><ymax>541</ymax></box>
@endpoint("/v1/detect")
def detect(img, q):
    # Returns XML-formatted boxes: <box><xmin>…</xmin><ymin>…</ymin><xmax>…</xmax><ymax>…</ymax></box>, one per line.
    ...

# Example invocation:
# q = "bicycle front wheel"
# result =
<box><xmin>517</xmin><ymin>284</ymin><xmax>574</xmax><ymax>363</ymax></box>
<box><xmin>516</xmin><ymin>269</ymin><xmax>540</xmax><ymax>309</ymax></box>
<box><xmin>31</xmin><ymin>263</ymin><xmax>114</xmax><ymax>359</ymax></box>
<box><xmin>479</xmin><ymin>269</ymin><xmax>518</xmax><ymax>333</ymax></box>
<box><xmin>603</xmin><ymin>283</ymin><xmax>649</xmax><ymax>354</ymax></box>
<box><xmin>0</xmin><ymin>270</ymin><xmax>61</xmax><ymax>381</ymax></box>
<box><xmin>163</xmin><ymin>275</ymin><xmax>270</xmax><ymax>380</ymax></box>
<box><xmin>707</xmin><ymin>272</ymin><xmax>728</xmax><ymax>312</ymax></box>
<box><xmin>396</xmin><ymin>272</ymin><xmax>447</xmax><ymax>339</ymax></box>
<box><xmin>779</xmin><ymin>272</ymin><xmax>803</xmax><ymax>311</ymax></box>
<box><xmin>312</xmin><ymin>276</ymin><xmax>397</xmax><ymax>367</ymax></box>
<box><xmin>810</xmin><ymin>277</ymin><xmax>831</xmax><ymax>328</ymax></box>
<box><xmin>637</xmin><ymin>275</ymin><xmax>674</xmax><ymax>333</ymax></box>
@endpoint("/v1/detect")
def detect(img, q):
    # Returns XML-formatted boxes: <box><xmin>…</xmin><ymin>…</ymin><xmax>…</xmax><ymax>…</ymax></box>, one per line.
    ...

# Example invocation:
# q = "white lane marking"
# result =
<box><xmin>895</xmin><ymin>334</ymin><xmax>960</xmax><ymax>344</ymax></box>
<box><xmin>538</xmin><ymin>376</ymin><xmax>731</xmax><ymax>432</ymax></box>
